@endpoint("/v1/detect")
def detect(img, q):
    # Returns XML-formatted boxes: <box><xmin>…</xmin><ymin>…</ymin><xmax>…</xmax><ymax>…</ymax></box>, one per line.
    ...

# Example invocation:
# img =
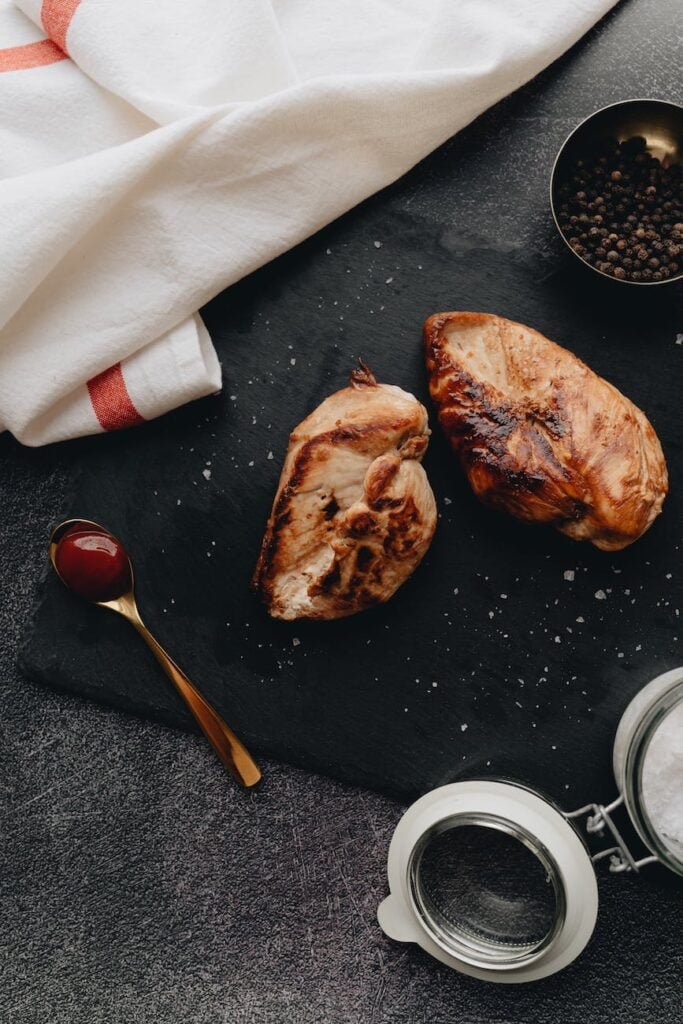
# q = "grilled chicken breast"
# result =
<box><xmin>253</xmin><ymin>365</ymin><xmax>437</xmax><ymax>620</ymax></box>
<box><xmin>424</xmin><ymin>312</ymin><xmax>667</xmax><ymax>551</ymax></box>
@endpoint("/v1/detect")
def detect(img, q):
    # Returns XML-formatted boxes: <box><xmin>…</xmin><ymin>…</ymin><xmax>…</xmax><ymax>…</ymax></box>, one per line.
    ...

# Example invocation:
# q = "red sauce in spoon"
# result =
<box><xmin>55</xmin><ymin>525</ymin><xmax>131</xmax><ymax>602</ymax></box>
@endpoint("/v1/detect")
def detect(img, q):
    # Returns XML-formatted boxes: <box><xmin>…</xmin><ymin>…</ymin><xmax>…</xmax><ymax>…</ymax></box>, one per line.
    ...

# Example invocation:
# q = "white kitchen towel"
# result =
<box><xmin>1</xmin><ymin>0</ymin><xmax>617</xmax><ymax>446</ymax></box>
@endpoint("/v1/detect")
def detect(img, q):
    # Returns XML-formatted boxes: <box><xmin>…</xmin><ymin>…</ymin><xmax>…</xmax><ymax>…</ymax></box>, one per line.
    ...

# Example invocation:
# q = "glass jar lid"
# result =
<box><xmin>378</xmin><ymin>780</ymin><xmax>598</xmax><ymax>983</ymax></box>
<box><xmin>378</xmin><ymin>668</ymin><xmax>683</xmax><ymax>983</ymax></box>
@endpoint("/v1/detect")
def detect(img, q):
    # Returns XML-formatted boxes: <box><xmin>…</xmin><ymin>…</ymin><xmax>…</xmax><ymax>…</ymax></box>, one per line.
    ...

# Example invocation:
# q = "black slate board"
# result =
<box><xmin>21</xmin><ymin>23</ymin><xmax>683</xmax><ymax>804</ymax></box>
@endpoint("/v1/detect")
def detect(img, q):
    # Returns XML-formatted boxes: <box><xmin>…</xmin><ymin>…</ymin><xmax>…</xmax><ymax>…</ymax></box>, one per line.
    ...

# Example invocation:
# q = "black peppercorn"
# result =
<box><xmin>557</xmin><ymin>135</ymin><xmax>683</xmax><ymax>281</ymax></box>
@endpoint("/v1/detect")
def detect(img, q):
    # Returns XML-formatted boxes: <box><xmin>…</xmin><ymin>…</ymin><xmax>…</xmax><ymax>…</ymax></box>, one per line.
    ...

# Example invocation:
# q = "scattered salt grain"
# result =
<box><xmin>564</xmin><ymin>570</ymin><xmax>575</xmax><ymax>581</ymax></box>
<box><xmin>292</xmin><ymin>638</ymin><xmax>301</xmax><ymax>647</ymax></box>
<box><xmin>595</xmin><ymin>589</ymin><xmax>607</xmax><ymax>600</ymax></box>
<box><xmin>460</xmin><ymin>723</ymin><xmax>468</xmax><ymax>732</ymax></box>
<box><xmin>373</xmin><ymin>240</ymin><xmax>382</xmax><ymax>249</ymax></box>
<box><xmin>385</xmin><ymin>277</ymin><xmax>394</xmax><ymax>284</ymax></box>
<box><xmin>202</xmin><ymin>468</ymin><xmax>212</xmax><ymax>481</ymax></box>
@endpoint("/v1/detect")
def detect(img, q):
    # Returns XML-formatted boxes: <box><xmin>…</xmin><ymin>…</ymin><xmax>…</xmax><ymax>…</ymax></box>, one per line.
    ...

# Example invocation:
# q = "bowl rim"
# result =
<box><xmin>549</xmin><ymin>97</ymin><xmax>683</xmax><ymax>287</ymax></box>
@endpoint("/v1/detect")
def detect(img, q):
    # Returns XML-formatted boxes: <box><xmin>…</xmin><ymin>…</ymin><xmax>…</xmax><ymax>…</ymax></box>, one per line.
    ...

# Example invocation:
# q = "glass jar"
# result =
<box><xmin>378</xmin><ymin>668</ymin><xmax>683</xmax><ymax>983</ymax></box>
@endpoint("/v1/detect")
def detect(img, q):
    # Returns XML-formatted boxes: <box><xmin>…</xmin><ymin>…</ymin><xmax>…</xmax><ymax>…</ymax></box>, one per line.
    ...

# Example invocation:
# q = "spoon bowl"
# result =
<box><xmin>49</xmin><ymin>517</ymin><xmax>134</xmax><ymax>608</ymax></box>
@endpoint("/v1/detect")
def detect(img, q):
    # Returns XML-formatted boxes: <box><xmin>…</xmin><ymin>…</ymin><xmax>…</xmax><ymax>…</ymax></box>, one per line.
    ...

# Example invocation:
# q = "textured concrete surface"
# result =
<box><xmin>1</xmin><ymin>1</ymin><xmax>683</xmax><ymax>1020</ymax></box>
<box><xmin>1</xmin><ymin>346</ymin><xmax>682</xmax><ymax>1024</ymax></box>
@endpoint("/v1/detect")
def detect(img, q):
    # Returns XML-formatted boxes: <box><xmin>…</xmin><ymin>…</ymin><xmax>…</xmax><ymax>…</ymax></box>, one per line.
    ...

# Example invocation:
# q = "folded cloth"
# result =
<box><xmin>1</xmin><ymin>0</ymin><xmax>617</xmax><ymax>445</ymax></box>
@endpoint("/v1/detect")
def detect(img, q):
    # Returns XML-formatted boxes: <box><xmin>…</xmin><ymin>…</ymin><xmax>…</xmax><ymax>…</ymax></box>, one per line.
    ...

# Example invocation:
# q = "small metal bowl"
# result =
<box><xmin>550</xmin><ymin>99</ymin><xmax>683</xmax><ymax>286</ymax></box>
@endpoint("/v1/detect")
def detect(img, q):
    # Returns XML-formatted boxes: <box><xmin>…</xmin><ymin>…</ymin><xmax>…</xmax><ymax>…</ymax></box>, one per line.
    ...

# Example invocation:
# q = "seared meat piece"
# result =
<box><xmin>253</xmin><ymin>364</ymin><xmax>436</xmax><ymax>620</ymax></box>
<box><xmin>424</xmin><ymin>312</ymin><xmax>667</xmax><ymax>551</ymax></box>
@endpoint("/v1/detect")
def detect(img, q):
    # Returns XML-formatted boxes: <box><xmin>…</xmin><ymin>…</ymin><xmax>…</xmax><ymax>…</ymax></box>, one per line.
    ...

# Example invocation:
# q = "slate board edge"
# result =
<box><xmin>18</xmin><ymin>597</ymin><xmax>395</xmax><ymax>798</ymax></box>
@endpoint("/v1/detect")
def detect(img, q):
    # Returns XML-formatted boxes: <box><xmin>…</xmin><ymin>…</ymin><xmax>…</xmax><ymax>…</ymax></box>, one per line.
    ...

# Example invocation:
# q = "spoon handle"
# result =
<box><xmin>131</xmin><ymin>617</ymin><xmax>261</xmax><ymax>787</ymax></box>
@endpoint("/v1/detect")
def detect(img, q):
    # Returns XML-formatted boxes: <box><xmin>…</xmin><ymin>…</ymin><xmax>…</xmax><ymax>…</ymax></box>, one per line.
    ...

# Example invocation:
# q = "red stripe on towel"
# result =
<box><xmin>87</xmin><ymin>363</ymin><xmax>146</xmax><ymax>432</ymax></box>
<box><xmin>41</xmin><ymin>0</ymin><xmax>82</xmax><ymax>54</ymax></box>
<box><xmin>0</xmin><ymin>38</ymin><xmax>67</xmax><ymax>72</ymax></box>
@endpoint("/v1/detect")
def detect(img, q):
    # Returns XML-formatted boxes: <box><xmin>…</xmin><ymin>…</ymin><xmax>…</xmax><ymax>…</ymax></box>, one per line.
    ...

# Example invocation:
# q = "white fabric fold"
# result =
<box><xmin>0</xmin><ymin>0</ymin><xmax>617</xmax><ymax>445</ymax></box>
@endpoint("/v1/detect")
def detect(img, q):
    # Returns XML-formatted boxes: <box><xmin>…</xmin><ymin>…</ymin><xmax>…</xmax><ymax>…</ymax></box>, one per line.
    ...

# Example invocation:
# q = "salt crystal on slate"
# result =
<box><xmin>641</xmin><ymin>701</ymin><xmax>683</xmax><ymax>855</ymax></box>
<box><xmin>595</xmin><ymin>589</ymin><xmax>607</xmax><ymax>600</ymax></box>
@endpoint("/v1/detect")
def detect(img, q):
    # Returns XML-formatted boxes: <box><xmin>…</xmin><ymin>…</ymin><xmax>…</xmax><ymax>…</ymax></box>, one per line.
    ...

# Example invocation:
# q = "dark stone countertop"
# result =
<box><xmin>1</xmin><ymin>1</ymin><xmax>682</xmax><ymax>1020</ymax></box>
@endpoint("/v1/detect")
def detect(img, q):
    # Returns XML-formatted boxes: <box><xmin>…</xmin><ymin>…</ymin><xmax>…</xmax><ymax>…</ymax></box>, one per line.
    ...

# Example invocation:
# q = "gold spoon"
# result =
<box><xmin>49</xmin><ymin>518</ymin><xmax>261</xmax><ymax>788</ymax></box>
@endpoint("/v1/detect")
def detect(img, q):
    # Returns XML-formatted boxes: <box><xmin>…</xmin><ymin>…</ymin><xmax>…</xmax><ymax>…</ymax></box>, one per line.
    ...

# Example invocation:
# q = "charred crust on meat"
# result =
<box><xmin>424</xmin><ymin>310</ymin><xmax>667</xmax><ymax>551</ymax></box>
<box><xmin>365</xmin><ymin>457</ymin><xmax>400</xmax><ymax>505</ymax></box>
<box><xmin>350</xmin><ymin>360</ymin><xmax>377</xmax><ymax>388</ymax></box>
<box><xmin>345</xmin><ymin>511</ymin><xmax>377</xmax><ymax>537</ymax></box>
<box><xmin>356</xmin><ymin>546</ymin><xmax>375</xmax><ymax>571</ymax></box>
<box><xmin>253</xmin><ymin>419</ymin><xmax>421</xmax><ymax>601</ymax></box>
<box><xmin>323</xmin><ymin>496</ymin><xmax>340</xmax><ymax>519</ymax></box>
<box><xmin>253</xmin><ymin>368</ymin><xmax>437</xmax><ymax>617</ymax></box>
<box><xmin>308</xmin><ymin>560</ymin><xmax>342</xmax><ymax>596</ymax></box>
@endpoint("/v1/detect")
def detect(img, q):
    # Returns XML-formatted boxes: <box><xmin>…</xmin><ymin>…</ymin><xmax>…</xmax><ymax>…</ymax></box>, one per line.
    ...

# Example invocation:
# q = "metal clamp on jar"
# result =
<box><xmin>378</xmin><ymin>668</ymin><xmax>683</xmax><ymax>983</ymax></box>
